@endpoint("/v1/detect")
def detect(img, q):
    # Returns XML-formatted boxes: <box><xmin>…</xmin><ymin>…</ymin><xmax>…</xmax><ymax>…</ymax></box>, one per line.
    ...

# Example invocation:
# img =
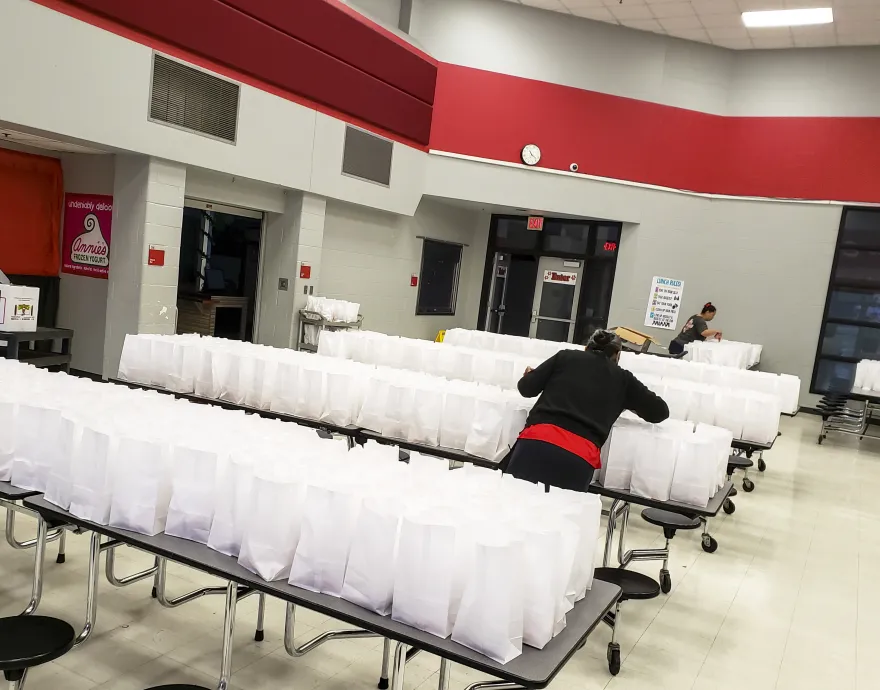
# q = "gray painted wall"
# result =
<box><xmin>321</xmin><ymin>198</ymin><xmax>490</xmax><ymax>340</ymax></box>
<box><xmin>608</xmin><ymin>191</ymin><xmax>841</xmax><ymax>405</ymax></box>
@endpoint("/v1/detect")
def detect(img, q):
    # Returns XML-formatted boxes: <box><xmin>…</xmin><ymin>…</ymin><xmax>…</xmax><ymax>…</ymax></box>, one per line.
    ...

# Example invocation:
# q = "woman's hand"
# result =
<box><xmin>524</xmin><ymin>366</ymin><xmax>534</xmax><ymax>376</ymax></box>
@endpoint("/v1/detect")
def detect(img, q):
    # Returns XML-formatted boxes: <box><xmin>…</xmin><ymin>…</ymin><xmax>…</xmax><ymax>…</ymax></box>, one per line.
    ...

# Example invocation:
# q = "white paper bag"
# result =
<box><xmin>602</xmin><ymin>425</ymin><xmax>641</xmax><ymax>491</ymax></box>
<box><xmin>109</xmin><ymin>436</ymin><xmax>172</xmax><ymax>535</ymax></box>
<box><xmin>289</xmin><ymin>482</ymin><xmax>362</xmax><ymax>595</ymax></box>
<box><xmin>715</xmin><ymin>391</ymin><xmax>747</xmax><ymax>439</ymax></box>
<box><xmin>0</xmin><ymin>400</ymin><xmax>16</xmax><ymax>481</ymax></box>
<box><xmin>44</xmin><ymin>414</ymin><xmax>80</xmax><ymax>510</ymax></box>
<box><xmin>294</xmin><ymin>367</ymin><xmax>326</xmax><ymax>421</ymax></box>
<box><xmin>392</xmin><ymin>509</ymin><xmax>468</xmax><ymax>638</ymax></box>
<box><xmin>439</xmin><ymin>391</ymin><xmax>476</xmax><ymax>450</ymax></box>
<box><xmin>118</xmin><ymin>334</ymin><xmax>153</xmax><ymax>384</ymax></box>
<box><xmin>11</xmin><ymin>403</ymin><xmax>61</xmax><ymax>492</ymax></box>
<box><xmin>465</xmin><ymin>395</ymin><xmax>506</xmax><ymax>460</ymax></box>
<box><xmin>68</xmin><ymin>425</ymin><xmax>116</xmax><ymax>524</ymax></box>
<box><xmin>165</xmin><ymin>445</ymin><xmax>221</xmax><ymax>544</ymax></box>
<box><xmin>238</xmin><ymin>468</ymin><xmax>306</xmax><ymax>581</ymax></box>
<box><xmin>382</xmin><ymin>382</ymin><xmax>415</xmax><ymax>440</ymax></box>
<box><xmin>670</xmin><ymin>436</ymin><xmax>716</xmax><ymax>508</ymax></box>
<box><xmin>208</xmin><ymin>453</ymin><xmax>256</xmax><ymax>557</ymax></box>
<box><xmin>452</xmin><ymin>529</ymin><xmax>524</xmax><ymax>664</ymax></box>
<box><xmin>356</xmin><ymin>376</ymin><xmax>389</xmax><ymax>433</ymax></box>
<box><xmin>630</xmin><ymin>433</ymin><xmax>679</xmax><ymax>502</ymax></box>
<box><xmin>341</xmin><ymin>498</ymin><xmax>403</xmax><ymax>615</ymax></box>
<box><xmin>406</xmin><ymin>386</ymin><xmax>444</xmax><ymax>446</ymax></box>
<box><xmin>167</xmin><ymin>340</ymin><xmax>202</xmax><ymax>394</ymax></box>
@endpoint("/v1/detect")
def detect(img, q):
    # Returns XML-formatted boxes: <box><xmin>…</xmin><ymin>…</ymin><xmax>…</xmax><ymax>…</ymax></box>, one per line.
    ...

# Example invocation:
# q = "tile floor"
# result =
<box><xmin>1</xmin><ymin>414</ymin><xmax>877</xmax><ymax>690</ymax></box>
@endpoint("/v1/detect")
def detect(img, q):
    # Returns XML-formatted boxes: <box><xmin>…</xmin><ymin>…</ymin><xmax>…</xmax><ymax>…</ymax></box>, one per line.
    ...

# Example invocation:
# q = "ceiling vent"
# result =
<box><xmin>342</xmin><ymin>126</ymin><xmax>393</xmax><ymax>186</ymax></box>
<box><xmin>149</xmin><ymin>54</ymin><xmax>239</xmax><ymax>144</ymax></box>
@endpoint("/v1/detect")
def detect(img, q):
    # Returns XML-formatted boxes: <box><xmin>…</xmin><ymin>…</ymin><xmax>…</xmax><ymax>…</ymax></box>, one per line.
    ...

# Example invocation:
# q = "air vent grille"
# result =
<box><xmin>342</xmin><ymin>126</ymin><xmax>393</xmax><ymax>186</ymax></box>
<box><xmin>150</xmin><ymin>54</ymin><xmax>239</xmax><ymax>143</ymax></box>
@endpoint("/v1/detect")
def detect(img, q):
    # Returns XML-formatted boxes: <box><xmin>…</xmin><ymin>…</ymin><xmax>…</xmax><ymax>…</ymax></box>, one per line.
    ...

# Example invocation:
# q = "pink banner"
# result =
<box><xmin>62</xmin><ymin>193</ymin><xmax>113</xmax><ymax>279</ymax></box>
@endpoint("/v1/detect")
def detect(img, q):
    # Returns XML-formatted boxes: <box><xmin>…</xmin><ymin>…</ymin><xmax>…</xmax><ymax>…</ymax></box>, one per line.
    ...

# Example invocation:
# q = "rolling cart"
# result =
<box><xmin>297</xmin><ymin>309</ymin><xmax>363</xmax><ymax>353</ymax></box>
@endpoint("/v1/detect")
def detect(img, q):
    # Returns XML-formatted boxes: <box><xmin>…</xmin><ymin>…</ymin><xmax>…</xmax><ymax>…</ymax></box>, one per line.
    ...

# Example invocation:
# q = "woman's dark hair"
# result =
<box><xmin>586</xmin><ymin>329</ymin><xmax>622</xmax><ymax>358</ymax></box>
<box><xmin>701</xmin><ymin>302</ymin><xmax>717</xmax><ymax>315</ymax></box>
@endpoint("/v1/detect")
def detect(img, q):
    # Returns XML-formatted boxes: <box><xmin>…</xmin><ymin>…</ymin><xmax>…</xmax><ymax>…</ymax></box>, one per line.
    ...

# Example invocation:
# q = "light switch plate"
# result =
<box><xmin>278</xmin><ymin>278</ymin><xmax>289</xmax><ymax>291</ymax></box>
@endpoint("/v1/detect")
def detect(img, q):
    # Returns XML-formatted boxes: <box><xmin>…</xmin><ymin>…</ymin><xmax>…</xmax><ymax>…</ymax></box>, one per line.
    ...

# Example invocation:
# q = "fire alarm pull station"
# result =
<box><xmin>411</xmin><ymin>275</ymin><xmax>418</xmax><ymax>287</ymax></box>
<box><xmin>300</xmin><ymin>263</ymin><xmax>311</xmax><ymax>280</ymax></box>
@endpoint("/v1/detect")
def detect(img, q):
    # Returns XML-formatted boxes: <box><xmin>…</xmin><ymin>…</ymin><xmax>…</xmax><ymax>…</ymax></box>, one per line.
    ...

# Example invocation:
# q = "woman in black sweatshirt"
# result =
<box><xmin>503</xmin><ymin>330</ymin><xmax>669</xmax><ymax>491</ymax></box>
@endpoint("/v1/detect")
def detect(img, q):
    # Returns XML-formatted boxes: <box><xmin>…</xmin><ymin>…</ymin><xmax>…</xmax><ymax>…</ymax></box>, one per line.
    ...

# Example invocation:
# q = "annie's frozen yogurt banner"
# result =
<box><xmin>62</xmin><ymin>193</ymin><xmax>112</xmax><ymax>279</ymax></box>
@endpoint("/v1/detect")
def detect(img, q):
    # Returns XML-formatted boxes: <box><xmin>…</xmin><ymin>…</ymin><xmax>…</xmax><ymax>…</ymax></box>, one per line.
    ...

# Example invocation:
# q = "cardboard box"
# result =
<box><xmin>0</xmin><ymin>285</ymin><xmax>40</xmax><ymax>332</ymax></box>
<box><xmin>613</xmin><ymin>326</ymin><xmax>661</xmax><ymax>352</ymax></box>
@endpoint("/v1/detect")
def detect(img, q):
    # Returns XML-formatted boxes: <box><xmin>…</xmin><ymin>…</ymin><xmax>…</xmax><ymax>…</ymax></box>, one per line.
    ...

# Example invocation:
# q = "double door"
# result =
<box><xmin>485</xmin><ymin>254</ymin><xmax>583</xmax><ymax>343</ymax></box>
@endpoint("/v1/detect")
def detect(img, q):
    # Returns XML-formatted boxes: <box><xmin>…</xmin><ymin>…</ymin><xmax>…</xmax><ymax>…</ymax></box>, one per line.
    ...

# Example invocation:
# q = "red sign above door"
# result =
<box><xmin>527</xmin><ymin>216</ymin><xmax>544</xmax><ymax>231</ymax></box>
<box><xmin>543</xmin><ymin>270</ymin><xmax>577</xmax><ymax>284</ymax></box>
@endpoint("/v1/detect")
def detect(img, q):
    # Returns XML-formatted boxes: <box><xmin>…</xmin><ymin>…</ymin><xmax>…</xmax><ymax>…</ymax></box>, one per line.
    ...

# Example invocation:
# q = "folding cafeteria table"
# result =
<box><xmin>23</xmin><ymin>496</ymin><xmax>621</xmax><ymax>690</ymax></box>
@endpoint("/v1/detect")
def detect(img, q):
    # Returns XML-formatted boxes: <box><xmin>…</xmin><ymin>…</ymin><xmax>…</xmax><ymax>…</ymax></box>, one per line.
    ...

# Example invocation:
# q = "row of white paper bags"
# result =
<box><xmin>118</xmin><ymin>334</ymin><xmax>534</xmax><ymax>460</ymax></box>
<box><xmin>619</xmin><ymin>351</ymin><xmax>800</xmax><ymax>416</ymax></box>
<box><xmin>304</xmin><ymin>296</ymin><xmax>360</xmax><ymax>323</ymax></box>
<box><xmin>442</xmin><ymin>328</ymin><xmax>582</xmax><ymax>361</ymax></box>
<box><xmin>854</xmin><ymin>359</ymin><xmax>880</xmax><ymax>392</ymax></box>
<box><xmin>684</xmin><ymin>340</ymin><xmax>762</xmax><ymax>369</ymax></box>
<box><xmin>2</xmin><ymin>361</ymin><xmax>601</xmax><ymax>664</ymax></box>
<box><xmin>319</xmin><ymin>330</ymin><xmax>537</xmax><ymax>390</ymax></box>
<box><xmin>633</xmin><ymin>375</ymin><xmax>780</xmax><ymax>444</ymax></box>
<box><xmin>600</xmin><ymin>417</ymin><xmax>733</xmax><ymax>507</ymax></box>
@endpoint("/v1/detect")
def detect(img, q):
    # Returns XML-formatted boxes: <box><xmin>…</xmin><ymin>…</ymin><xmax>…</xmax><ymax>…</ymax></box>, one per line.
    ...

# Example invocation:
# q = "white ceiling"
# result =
<box><xmin>0</xmin><ymin>128</ymin><xmax>104</xmax><ymax>154</ymax></box>
<box><xmin>501</xmin><ymin>0</ymin><xmax>880</xmax><ymax>49</ymax></box>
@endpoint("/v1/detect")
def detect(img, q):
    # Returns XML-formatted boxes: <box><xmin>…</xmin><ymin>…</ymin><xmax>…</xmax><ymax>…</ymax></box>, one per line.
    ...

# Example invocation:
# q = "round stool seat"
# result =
<box><xmin>641</xmin><ymin>508</ymin><xmax>701</xmax><ymax>531</ymax></box>
<box><xmin>0</xmin><ymin>616</ymin><xmax>76</xmax><ymax>674</ymax></box>
<box><xmin>727</xmin><ymin>455</ymin><xmax>754</xmax><ymax>471</ymax></box>
<box><xmin>593</xmin><ymin>568</ymin><xmax>661</xmax><ymax>602</ymax></box>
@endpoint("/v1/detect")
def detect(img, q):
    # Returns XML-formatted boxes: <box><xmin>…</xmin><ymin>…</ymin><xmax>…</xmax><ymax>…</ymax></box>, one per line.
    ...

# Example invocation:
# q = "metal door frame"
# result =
<box><xmin>529</xmin><ymin>257</ymin><xmax>584</xmax><ymax>342</ymax></box>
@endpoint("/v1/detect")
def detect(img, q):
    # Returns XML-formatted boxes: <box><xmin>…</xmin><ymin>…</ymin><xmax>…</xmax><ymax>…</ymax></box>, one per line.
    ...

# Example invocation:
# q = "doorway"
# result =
<box><xmin>478</xmin><ymin>215</ymin><xmax>622</xmax><ymax>344</ymax></box>
<box><xmin>177</xmin><ymin>200</ymin><xmax>263</xmax><ymax>342</ymax></box>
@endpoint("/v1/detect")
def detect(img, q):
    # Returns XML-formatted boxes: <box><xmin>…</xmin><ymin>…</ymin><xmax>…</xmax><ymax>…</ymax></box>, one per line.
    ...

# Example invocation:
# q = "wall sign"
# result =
<box><xmin>645</xmin><ymin>276</ymin><xmax>684</xmax><ymax>330</ymax></box>
<box><xmin>148</xmin><ymin>245</ymin><xmax>166</xmax><ymax>267</ymax></box>
<box><xmin>543</xmin><ymin>270</ymin><xmax>577</xmax><ymax>285</ymax></box>
<box><xmin>62</xmin><ymin>194</ymin><xmax>112</xmax><ymax>279</ymax></box>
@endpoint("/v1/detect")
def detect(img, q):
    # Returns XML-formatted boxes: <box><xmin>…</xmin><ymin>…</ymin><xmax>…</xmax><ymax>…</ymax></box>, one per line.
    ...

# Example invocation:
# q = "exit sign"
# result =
<box><xmin>527</xmin><ymin>216</ymin><xmax>544</xmax><ymax>231</ymax></box>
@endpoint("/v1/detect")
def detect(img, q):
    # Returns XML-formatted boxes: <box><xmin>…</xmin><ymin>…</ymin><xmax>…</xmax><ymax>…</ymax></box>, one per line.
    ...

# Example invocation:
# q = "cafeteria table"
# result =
<box><xmin>23</xmin><ymin>496</ymin><xmax>621</xmax><ymax>690</ymax></box>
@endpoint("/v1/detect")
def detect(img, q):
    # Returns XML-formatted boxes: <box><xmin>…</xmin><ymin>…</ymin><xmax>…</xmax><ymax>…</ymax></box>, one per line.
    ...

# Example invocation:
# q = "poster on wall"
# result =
<box><xmin>61</xmin><ymin>193</ymin><xmax>112</xmax><ymax>279</ymax></box>
<box><xmin>644</xmin><ymin>276</ymin><xmax>684</xmax><ymax>330</ymax></box>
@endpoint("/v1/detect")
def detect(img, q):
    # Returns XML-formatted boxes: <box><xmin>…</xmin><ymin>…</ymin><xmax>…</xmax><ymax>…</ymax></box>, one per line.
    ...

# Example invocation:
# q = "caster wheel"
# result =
<box><xmin>56</xmin><ymin>554</ymin><xmax>66</xmax><ymax>564</ymax></box>
<box><xmin>729</xmin><ymin>486</ymin><xmax>738</xmax><ymax>497</ymax></box>
<box><xmin>659</xmin><ymin>569</ymin><xmax>672</xmax><ymax>594</ymax></box>
<box><xmin>818</xmin><ymin>435</ymin><xmax>824</xmax><ymax>445</ymax></box>
<box><xmin>151</xmin><ymin>586</ymin><xmax>158</xmax><ymax>599</ymax></box>
<box><xmin>702</xmin><ymin>535</ymin><xmax>718</xmax><ymax>553</ymax></box>
<box><xmin>723</xmin><ymin>499</ymin><xmax>736</xmax><ymax>515</ymax></box>
<box><xmin>254</xmin><ymin>630</ymin><xmax>265</xmax><ymax>642</ymax></box>
<box><xmin>757</xmin><ymin>459</ymin><xmax>766</xmax><ymax>472</ymax></box>
<box><xmin>378</xmin><ymin>679</ymin><xmax>389</xmax><ymax>689</ymax></box>
<box><xmin>607</xmin><ymin>644</ymin><xmax>621</xmax><ymax>676</ymax></box>
<box><xmin>743</xmin><ymin>479</ymin><xmax>755</xmax><ymax>493</ymax></box>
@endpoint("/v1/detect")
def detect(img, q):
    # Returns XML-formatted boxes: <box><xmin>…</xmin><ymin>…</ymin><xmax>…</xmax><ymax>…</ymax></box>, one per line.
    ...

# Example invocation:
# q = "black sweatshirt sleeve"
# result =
<box><xmin>517</xmin><ymin>353</ymin><xmax>559</xmax><ymax>398</ymax></box>
<box><xmin>622</xmin><ymin>370</ymin><xmax>670</xmax><ymax>423</ymax></box>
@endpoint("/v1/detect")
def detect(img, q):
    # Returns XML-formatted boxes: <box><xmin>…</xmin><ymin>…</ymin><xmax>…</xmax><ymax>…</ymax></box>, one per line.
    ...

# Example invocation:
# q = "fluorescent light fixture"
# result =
<box><xmin>742</xmin><ymin>7</ymin><xmax>833</xmax><ymax>28</ymax></box>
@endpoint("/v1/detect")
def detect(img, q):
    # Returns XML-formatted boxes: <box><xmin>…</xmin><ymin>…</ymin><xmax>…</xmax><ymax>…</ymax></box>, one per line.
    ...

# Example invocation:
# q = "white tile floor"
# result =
<box><xmin>2</xmin><ymin>414</ymin><xmax>877</xmax><ymax>690</ymax></box>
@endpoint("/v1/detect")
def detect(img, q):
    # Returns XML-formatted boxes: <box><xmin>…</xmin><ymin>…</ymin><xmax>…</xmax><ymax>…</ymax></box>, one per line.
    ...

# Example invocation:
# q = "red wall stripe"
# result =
<box><xmin>47</xmin><ymin>0</ymin><xmax>434</xmax><ymax>146</ymax></box>
<box><xmin>221</xmin><ymin>0</ymin><xmax>437</xmax><ymax>105</ymax></box>
<box><xmin>430</xmin><ymin>63</ymin><xmax>880</xmax><ymax>204</ymax></box>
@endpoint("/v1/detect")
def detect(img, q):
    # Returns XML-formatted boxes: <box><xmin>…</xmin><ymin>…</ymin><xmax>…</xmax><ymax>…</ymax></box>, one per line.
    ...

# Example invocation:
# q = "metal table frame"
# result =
<box><xmin>819</xmin><ymin>391</ymin><xmax>880</xmax><ymax>445</ymax></box>
<box><xmin>0</xmin><ymin>327</ymin><xmax>73</xmax><ymax>372</ymax></box>
<box><xmin>23</xmin><ymin>496</ymin><xmax>620</xmax><ymax>690</ymax></box>
<box><xmin>591</xmin><ymin>481</ymin><xmax>735</xmax><ymax>574</ymax></box>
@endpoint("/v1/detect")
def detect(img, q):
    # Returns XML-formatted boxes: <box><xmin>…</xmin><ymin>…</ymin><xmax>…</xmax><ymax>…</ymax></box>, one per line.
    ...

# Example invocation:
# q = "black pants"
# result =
<box><xmin>668</xmin><ymin>340</ymin><xmax>685</xmax><ymax>355</ymax></box>
<box><xmin>502</xmin><ymin>439</ymin><xmax>595</xmax><ymax>493</ymax></box>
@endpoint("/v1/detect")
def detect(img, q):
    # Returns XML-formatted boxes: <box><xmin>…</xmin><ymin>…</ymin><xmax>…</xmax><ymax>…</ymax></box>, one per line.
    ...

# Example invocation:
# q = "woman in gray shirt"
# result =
<box><xmin>669</xmin><ymin>302</ymin><xmax>722</xmax><ymax>355</ymax></box>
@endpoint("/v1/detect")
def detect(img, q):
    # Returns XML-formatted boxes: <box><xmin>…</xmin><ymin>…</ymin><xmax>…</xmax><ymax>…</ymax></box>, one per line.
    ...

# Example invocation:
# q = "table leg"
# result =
<box><xmin>217</xmin><ymin>580</ymin><xmax>238</xmax><ymax>690</ymax></box>
<box><xmin>56</xmin><ymin>530</ymin><xmax>67</xmax><ymax>564</ymax></box>
<box><xmin>74</xmin><ymin>532</ymin><xmax>102</xmax><ymax>647</ymax></box>
<box><xmin>255</xmin><ymin>593</ymin><xmax>266</xmax><ymax>641</ymax></box>
<box><xmin>378</xmin><ymin>639</ymin><xmax>391</xmax><ymax>689</ymax></box>
<box><xmin>616</xmin><ymin>502</ymin><xmax>631</xmax><ymax>566</ymax></box>
<box><xmin>438</xmin><ymin>658</ymin><xmax>450</xmax><ymax>690</ymax></box>
<box><xmin>389</xmin><ymin>641</ymin><xmax>408</xmax><ymax>690</ymax></box>
<box><xmin>602</xmin><ymin>499</ymin><xmax>622</xmax><ymax>567</ymax></box>
<box><xmin>21</xmin><ymin>517</ymin><xmax>47</xmax><ymax>615</ymax></box>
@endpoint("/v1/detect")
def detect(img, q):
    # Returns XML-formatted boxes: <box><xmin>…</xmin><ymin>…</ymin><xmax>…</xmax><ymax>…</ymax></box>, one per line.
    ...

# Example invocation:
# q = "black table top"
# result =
<box><xmin>108</xmin><ymin>379</ymin><xmax>360</xmax><ymax>438</ymax></box>
<box><xmin>358</xmin><ymin>429</ymin><xmax>499</xmax><ymax>468</ymax></box>
<box><xmin>0</xmin><ymin>481</ymin><xmax>40</xmax><ymax>501</ymax></box>
<box><xmin>24</xmin><ymin>496</ymin><xmax>619</xmax><ymax>687</ymax></box>
<box><xmin>588</xmin><ymin>480</ymin><xmax>734</xmax><ymax>518</ymax></box>
<box><xmin>0</xmin><ymin>327</ymin><xmax>73</xmax><ymax>342</ymax></box>
<box><xmin>849</xmin><ymin>390</ymin><xmax>880</xmax><ymax>404</ymax></box>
